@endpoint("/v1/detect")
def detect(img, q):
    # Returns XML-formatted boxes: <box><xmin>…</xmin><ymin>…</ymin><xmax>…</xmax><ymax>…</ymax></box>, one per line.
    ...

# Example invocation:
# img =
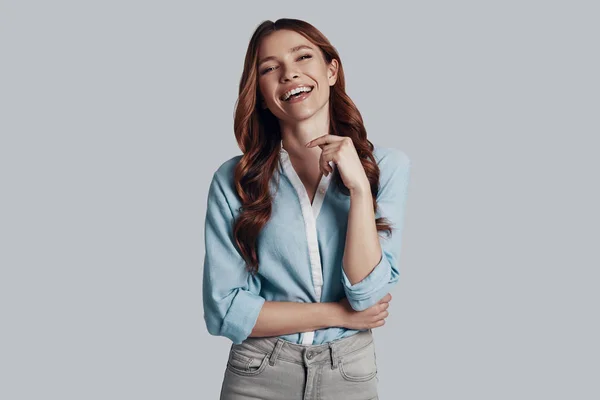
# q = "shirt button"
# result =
<box><xmin>319</xmin><ymin>188</ymin><xmax>326</xmax><ymax>194</ymax></box>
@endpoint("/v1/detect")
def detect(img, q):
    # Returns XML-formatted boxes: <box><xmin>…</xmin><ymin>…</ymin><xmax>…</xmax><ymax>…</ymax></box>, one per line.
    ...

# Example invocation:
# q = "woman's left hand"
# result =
<box><xmin>305</xmin><ymin>134</ymin><xmax>370</xmax><ymax>193</ymax></box>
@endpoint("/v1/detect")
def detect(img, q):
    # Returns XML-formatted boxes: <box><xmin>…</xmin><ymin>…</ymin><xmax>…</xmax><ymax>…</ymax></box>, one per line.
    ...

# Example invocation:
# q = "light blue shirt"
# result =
<box><xmin>202</xmin><ymin>141</ymin><xmax>411</xmax><ymax>345</ymax></box>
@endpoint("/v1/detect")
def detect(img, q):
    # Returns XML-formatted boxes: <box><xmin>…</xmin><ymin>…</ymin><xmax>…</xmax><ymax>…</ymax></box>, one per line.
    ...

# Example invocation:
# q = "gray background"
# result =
<box><xmin>1</xmin><ymin>1</ymin><xmax>598</xmax><ymax>399</ymax></box>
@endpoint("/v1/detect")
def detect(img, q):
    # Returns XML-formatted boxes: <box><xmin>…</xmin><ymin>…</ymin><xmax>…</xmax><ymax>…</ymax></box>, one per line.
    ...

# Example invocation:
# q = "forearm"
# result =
<box><xmin>343</xmin><ymin>187</ymin><xmax>382</xmax><ymax>285</ymax></box>
<box><xmin>249</xmin><ymin>301</ymin><xmax>343</xmax><ymax>338</ymax></box>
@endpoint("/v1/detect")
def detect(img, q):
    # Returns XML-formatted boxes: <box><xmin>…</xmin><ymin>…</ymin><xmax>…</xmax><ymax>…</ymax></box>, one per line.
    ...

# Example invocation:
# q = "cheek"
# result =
<box><xmin>309</xmin><ymin>68</ymin><xmax>328</xmax><ymax>87</ymax></box>
<box><xmin>259</xmin><ymin>82</ymin><xmax>276</xmax><ymax>101</ymax></box>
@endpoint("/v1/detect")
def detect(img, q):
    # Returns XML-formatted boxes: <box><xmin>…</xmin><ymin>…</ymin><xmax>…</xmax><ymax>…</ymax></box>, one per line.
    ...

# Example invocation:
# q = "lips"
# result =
<box><xmin>280</xmin><ymin>85</ymin><xmax>314</xmax><ymax>101</ymax></box>
<box><xmin>284</xmin><ymin>88</ymin><xmax>313</xmax><ymax>104</ymax></box>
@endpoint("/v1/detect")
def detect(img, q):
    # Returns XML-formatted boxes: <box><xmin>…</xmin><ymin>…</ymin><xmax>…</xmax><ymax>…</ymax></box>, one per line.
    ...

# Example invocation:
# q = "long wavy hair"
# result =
<box><xmin>233</xmin><ymin>18</ymin><xmax>393</xmax><ymax>275</ymax></box>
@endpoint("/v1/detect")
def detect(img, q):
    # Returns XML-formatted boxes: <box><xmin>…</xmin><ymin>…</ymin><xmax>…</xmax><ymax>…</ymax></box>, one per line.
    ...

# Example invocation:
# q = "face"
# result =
<box><xmin>256</xmin><ymin>29</ymin><xmax>338</xmax><ymax>123</ymax></box>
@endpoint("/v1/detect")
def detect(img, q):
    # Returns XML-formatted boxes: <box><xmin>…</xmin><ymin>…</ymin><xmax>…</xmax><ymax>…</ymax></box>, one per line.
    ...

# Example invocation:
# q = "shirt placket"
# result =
<box><xmin>279</xmin><ymin>141</ymin><xmax>335</xmax><ymax>345</ymax></box>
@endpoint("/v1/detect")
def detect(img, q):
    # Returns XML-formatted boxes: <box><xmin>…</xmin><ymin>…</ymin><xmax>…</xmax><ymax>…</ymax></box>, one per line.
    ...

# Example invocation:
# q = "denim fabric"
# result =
<box><xmin>203</xmin><ymin>143</ymin><xmax>411</xmax><ymax>345</ymax></box>
<box><xmin>220</xmin><ymin>329</ymin><xmax>379</xmax><ymax>400</ymax></box>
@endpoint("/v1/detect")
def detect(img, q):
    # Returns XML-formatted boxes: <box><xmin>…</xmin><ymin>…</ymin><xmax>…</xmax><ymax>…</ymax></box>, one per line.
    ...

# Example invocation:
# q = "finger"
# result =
<box><xmin>322</xmin><ymin>159</ymin><xmax>333</xmax><ymax>174</ymax></box>
<box><xmin>373</xmin><ymin>320</ymin><xmax>385</xmax><ymax>328</ymax></box>
<box><xmin>319</xmin><ymin>144</ymin><xmax>341</xmax><ymax>174</ymax></box>
<box><xmin>305</xmin><ymin>134</ymin><xmax>329</xmax><ymax>148</ymax></box>
<box><xmin>376</xmin><ymin>303</ymin><xmax>389</xmax><ymax>316</ymax></box>
<box><xmin>373</xmin><ymin>310</ymin><xmax>389</xmax><ymax>324</ymax></box>
<box><xmin>379</xmin><ymin>293</ymin><xmax>392</xmax><ymax>303</ymax></box>
<box><xmin>322</xmin><ymin>160</ymin><xmax>333</xmax><ymax>175</ymax></box>
<box><xmin>305</xmin><ymin>134</ymin><xmax>344</xmax><ymax>148</ymax></box>
<box><xmin>320</xmin><ymin>162</ymin><xmax>332</xmax><ymax>177</ymax></box>
<box><xmin>318</xmin><ymin>151</ymin><xmax>334</xmax><ymax>174</ymax></box>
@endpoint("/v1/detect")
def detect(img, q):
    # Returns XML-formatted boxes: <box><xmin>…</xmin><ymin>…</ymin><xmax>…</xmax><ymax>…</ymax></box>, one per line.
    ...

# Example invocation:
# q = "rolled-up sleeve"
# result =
<box><xmin>341</xmin><ymin>150</ymin><xmax>412</xmax><ymax>311</ymax></box>
<box><xmin>202</xmin><ymin>172</ymin><xmax>265</xmax><ymax>344</ymax></box>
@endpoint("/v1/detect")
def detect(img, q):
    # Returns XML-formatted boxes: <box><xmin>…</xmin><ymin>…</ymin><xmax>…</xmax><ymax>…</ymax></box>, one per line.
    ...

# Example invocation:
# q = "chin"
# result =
<box><xmin>286</xmin><ymin>109</ymin><xmax>320</xmax><ymax>121</ymax></box>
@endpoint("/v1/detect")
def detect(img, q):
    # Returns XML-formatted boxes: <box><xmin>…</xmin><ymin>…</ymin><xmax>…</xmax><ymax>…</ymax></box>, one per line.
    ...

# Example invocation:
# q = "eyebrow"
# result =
<box><xmin>258</xmin><ymin>45</ymin><xmax>314</xmax><ymax>66</ymax></box>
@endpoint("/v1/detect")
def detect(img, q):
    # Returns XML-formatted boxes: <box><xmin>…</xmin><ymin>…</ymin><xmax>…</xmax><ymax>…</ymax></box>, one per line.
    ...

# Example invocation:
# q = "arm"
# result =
<box><xmin>341</xmin><ymin>150</ymin><xmax>412</xmax><ymax>311</ymax></box>
<box><xmin>203</xmin><ymin>171</ymin><xmax>347</xmax><ymax>343</ymax></box>
<box><xmin>250</xmin><ymin>301</ymin><xmax>343</xmax><ymax>338</ymax></box>
<box><xmin>202</xmin><ymin>172</ymin><xmax>266</xmax><ymax>345</ymax></box>
<box><xmin>343</xmin><ymin>188</ymin><xmax>381</xmax><ymax>285</ymax></box>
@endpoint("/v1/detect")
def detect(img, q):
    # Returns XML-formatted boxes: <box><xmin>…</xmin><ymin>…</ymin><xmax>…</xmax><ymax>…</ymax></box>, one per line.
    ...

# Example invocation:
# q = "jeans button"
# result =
<box><xmin>306</xmin><ymin>351</ymin><xmax>313</xmax><ymax>359</ymax></box>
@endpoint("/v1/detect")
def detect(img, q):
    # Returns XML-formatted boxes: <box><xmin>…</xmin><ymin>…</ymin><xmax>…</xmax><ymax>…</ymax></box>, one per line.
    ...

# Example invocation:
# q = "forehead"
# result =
<box><xmin>258</xmin><ymin>29</ymin><xmax>314</xmax><ymax>59</ymax></box>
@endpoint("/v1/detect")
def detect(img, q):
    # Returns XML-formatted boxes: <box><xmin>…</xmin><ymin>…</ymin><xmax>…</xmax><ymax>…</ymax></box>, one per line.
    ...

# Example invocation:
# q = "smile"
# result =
<box><xmin>283</xmin><ymin>87</ymin><xmax>313</xmax><ymax>103</ymax></box>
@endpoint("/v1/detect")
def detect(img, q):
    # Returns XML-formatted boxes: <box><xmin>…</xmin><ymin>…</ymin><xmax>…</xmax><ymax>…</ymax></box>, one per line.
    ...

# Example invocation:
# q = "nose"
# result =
<box><xmin>280</xmin><ymin>64</ymin><xmax>299</xmax><ymax>82</ymax></box>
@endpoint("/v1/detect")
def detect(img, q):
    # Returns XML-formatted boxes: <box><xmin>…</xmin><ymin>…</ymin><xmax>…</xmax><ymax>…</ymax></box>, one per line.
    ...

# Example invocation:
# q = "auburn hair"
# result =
<box><xmin>232</xmin><ymin>18</ymin><xmax>393</xmax><ymax>275</ymax></box>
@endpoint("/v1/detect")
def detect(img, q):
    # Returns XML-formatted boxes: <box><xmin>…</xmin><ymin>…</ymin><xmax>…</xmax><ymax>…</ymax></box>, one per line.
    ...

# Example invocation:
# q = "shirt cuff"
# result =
<box><xmin>341</xmin><ymin>253</ymin><xmax>392</xmax><ymax>311</ymax></box>
<box><xmin>220</xmin><ymin>289</ymin><xmax>266</xmax><ymax>345</ymax></box>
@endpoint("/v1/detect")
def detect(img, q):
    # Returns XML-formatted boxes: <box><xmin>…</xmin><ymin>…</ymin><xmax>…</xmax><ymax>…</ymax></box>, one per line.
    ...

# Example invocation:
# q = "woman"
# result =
<box><xmin>202</xmin><ymin>18</ymin><xmax>411</xmax><ymax>400</ymax></box>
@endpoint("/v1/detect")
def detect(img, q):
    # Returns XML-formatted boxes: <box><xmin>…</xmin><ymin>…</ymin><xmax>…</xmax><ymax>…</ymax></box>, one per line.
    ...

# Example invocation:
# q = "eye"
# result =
<box><xmin>260</xmin><ymin>66</ymin><xmax>275</xmax><ymax>75</ymax></box>
<box><xmin>260</xmin><ymin>54</ymin><xmax>312</xmax><ymax>75</ymax></box>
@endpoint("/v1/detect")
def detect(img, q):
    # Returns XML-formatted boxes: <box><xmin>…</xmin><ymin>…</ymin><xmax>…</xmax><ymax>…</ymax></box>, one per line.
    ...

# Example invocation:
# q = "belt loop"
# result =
<box><xmin>328</xmin><ymin>342</ymin><xmax>338</xmax><ymax>369</ymax></box>
<box><xmin>269</xmin><ymin>339</ymin><xmax>284</xmax><ymax>366</ymax></box>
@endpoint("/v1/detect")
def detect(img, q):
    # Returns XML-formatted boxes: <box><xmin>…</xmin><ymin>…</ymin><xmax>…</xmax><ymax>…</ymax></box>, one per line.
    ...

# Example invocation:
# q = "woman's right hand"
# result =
<box><xmin>337</xmin><ymin>293</ymin><xmax>392</xmax><ymax>330</ymax></box>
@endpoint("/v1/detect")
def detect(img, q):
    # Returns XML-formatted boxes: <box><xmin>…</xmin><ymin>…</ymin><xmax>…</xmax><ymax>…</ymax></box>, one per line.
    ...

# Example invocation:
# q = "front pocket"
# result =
<box><xmin>338</xmin><ymin>341</ymin><xmax>378</xmax><ymax>382</ymax></box>
<box><xmin>226</xmin><ymin>348</ymin><xmax>270</xmax><ymax>377</ymax></box>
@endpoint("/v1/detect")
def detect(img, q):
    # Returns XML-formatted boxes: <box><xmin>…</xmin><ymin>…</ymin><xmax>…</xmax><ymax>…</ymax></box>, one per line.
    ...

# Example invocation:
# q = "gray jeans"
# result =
<box><xmin>219</xmin><ymin>329</ymin><xmax>379</xmax><ymax>400</ymax></box>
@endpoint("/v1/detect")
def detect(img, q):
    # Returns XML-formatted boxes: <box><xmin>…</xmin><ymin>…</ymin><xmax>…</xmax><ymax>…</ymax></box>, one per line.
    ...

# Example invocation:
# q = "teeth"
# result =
<box><xmin>282</xmin><ymin>86</ymin><xmax>313</xmax><ymax>101</ymax></box>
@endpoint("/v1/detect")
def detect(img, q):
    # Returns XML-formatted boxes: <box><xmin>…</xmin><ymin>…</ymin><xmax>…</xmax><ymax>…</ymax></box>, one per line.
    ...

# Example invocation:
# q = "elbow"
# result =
<box><xmin>342</xmin><ymin>255</ymin><xmax>400</xmax><ymax>311</ymax></box>
<box><xmin>344</xmin><ymin>279</ymin><xmax>399</xmax><ymax>311</ymax></box>
<box><xmin>203</xmin><ymin>288</ymin><xmax>266</xmax><ymax>345</ymax></box>
<box><xmin>204</xmin><ymin>314</ymin><xmax>223</xmax><ymax>337</ymax></box>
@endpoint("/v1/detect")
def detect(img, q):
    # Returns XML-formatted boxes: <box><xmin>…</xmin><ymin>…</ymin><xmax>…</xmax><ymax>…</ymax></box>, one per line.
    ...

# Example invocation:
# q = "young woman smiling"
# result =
<box><xmin>202</xmin><ymin>18</ymin><xmax>412</xmax><ymax>400</ymax></box>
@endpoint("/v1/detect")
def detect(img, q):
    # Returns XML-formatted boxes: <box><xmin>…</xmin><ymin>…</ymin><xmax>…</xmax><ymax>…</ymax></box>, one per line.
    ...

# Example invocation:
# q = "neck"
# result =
<box><xmin>279</xmin><ymin>106</ymin><xmax>330</xmax><ymax>160</ymax></box>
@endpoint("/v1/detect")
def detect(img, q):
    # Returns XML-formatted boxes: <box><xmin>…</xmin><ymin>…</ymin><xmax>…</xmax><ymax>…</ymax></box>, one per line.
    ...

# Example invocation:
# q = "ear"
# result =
<box><xmin>327</xmin><ymin>59</ymin><xmax>339</xmax><ymax>86</ymax></box>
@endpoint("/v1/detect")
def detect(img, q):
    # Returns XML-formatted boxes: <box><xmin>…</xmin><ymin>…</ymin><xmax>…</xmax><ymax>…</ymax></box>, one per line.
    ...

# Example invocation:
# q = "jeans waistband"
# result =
<box><xmin>232</xmin><ymin>329</ymin><xmax>374</xmax><ymax>370</ymax></box>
